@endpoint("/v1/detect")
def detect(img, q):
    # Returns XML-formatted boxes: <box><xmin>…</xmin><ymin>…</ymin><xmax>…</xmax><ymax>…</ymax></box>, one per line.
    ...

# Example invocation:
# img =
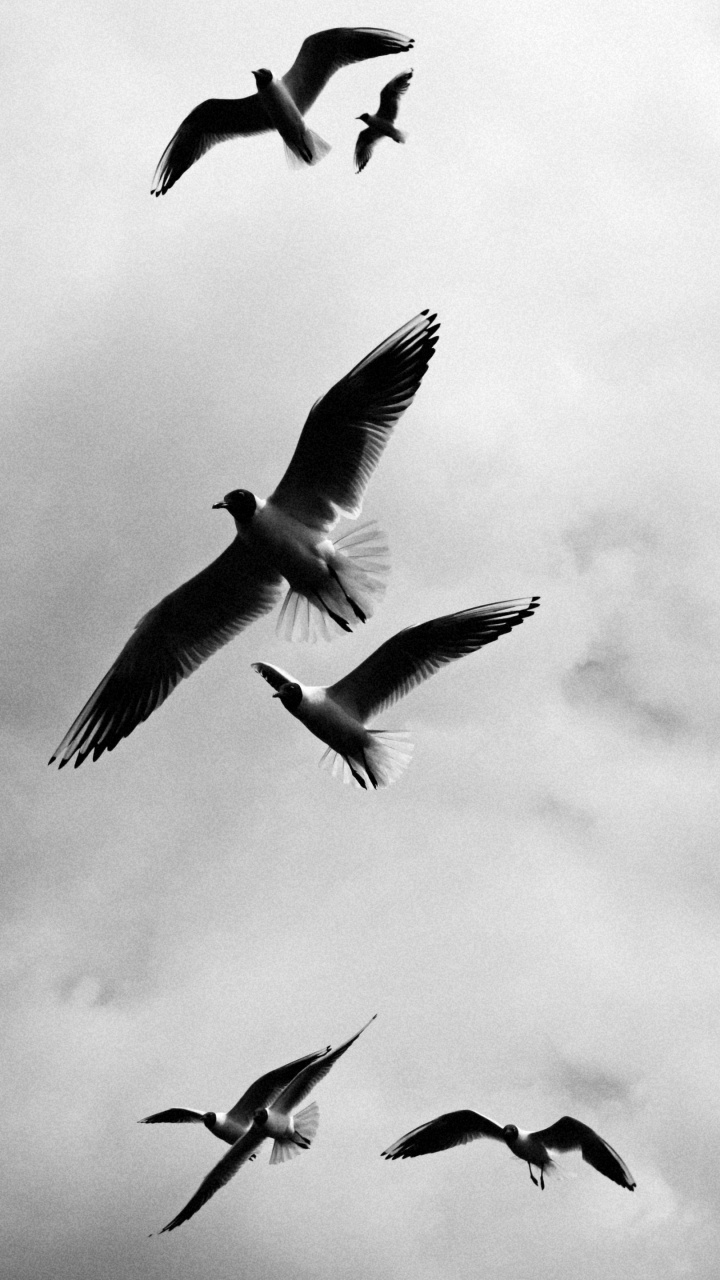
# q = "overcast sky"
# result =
<box><xmin>3</xmin><ymin>1</ymin><xmax>720</xmax><ymax>1276</ymax></box>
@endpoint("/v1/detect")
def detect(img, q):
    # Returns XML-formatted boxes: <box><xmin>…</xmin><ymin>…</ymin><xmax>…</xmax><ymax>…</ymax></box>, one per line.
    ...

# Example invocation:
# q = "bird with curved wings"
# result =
<box><xmin>253</xmin><ymin>597</ymin><xmax>539</xmax><ymax>788</ymax></box>
<box><xmin>154</xmin><ymin>1016</ymin><xmax>376</xmax><ymax>1233</ymax></box>
<box><xmin>152</xmin><ymin>28</ymin><xmax>414</xmax><ymax>193</ymax></box>
<box><xmin>355</xmin><ymin>70</ymin><xmax>413</xmax><ymax>173</ymax></box>
<box><xmin>49</xmin><ymin>311</ymin><xmax>439</xmax><ymax>768</ymax></box>
<box><xmin>382</xmin><ymin>1110</ymin><xmax>636</xmax><ymax>1191</ymax></box>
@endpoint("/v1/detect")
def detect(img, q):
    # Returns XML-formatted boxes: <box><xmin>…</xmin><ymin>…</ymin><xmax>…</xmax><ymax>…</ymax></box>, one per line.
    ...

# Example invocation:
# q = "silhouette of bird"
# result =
<box><xmin>382</xmin><ymin>1111</ymin><xmax>636</xmax><ymax>1191</ymax></box>
<box><xmin>49</xmin><ymin>312</ymin><xmax>438</xmax><ymax>769</ymax></box>
<box><xmin>253</xmin><ymin>597</ymin><xmax>539</xmax><ymax>789</ymax></box>
<box><xmin>152</xmin><ymin>28</ymin><xmax>414</xmax><ymax>193</ymax></box>
<box><xmin>140</xmin><ymin>1043</ymin><xmax>330</xmax><ymax>1147</ymax></box>
<box><xmin>355</xmin><ymin>70</ymin><xmax>413</xmax><ymax>173</ymax></box>
<box><xmin>154</xmin><ymin>1016</ymin><xmax>376</xmax><ymax>1233</ymax></box>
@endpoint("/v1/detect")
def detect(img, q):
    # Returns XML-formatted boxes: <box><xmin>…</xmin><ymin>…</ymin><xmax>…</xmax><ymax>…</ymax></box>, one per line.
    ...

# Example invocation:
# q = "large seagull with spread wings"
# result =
<box><xmin>50</xmin><ymin>312</ymin><xmax>439</xmax><ymax>768</ymax></box>
<box><xmin>152</xmin><ymin>28</ymin><xmax>414</xmax><ymax>193</ymax></box>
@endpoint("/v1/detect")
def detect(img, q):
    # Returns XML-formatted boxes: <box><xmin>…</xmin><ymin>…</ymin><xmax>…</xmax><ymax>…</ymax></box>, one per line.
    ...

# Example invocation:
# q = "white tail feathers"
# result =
<box><xmin>269</xmin><ymin>1102</ymin><xmax>320</xmax><ymax>1165</ymax></box>
<box><xmin>284</xmin><ymin>129</ymin><xmax>332</xmax><ymax>168</ymax></box>
<box><xmin>276</xmin><ymin>521</ymin><xmax>389</xmax><ymax>643</ymax></box>
<box><xmin>319</xmin><ymin>731</ymin><xmax>414</xmax><ymax>790</ymax></box>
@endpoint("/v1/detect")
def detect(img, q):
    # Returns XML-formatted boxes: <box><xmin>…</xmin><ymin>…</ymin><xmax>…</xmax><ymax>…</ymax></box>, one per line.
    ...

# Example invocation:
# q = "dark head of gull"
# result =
<box><xmin>212</xmin><ymin>489</ymin><xmax>257</xmax><ymax>524</ymax></box>
<box><xmin>253</xmin><ymin>1108</ymin><xmax>269</xmax><ymax>1126</ymax></box>
<box><xmin>252</xmin><ymin>69</ymin><xmax>273</xmax><ymax>89</ymax></box>
<box><xmin>502</xmin><ymin>1124</ymin><xmax>519</xmax><ymax>1144</ymax></box>
<box><xmin>274</xmin><ymin>682</ymin><xmax>303</xmax><ymax>712</ymax></box>
<box><xmin>356</xmin><ymin>114</ymin><xmax>372</xmax><ymax>123</ymax></box>
<box><xmin>202</xmin><ymin>1111</ymin><xmax>217</xmax><ymax>1131</ymax></box>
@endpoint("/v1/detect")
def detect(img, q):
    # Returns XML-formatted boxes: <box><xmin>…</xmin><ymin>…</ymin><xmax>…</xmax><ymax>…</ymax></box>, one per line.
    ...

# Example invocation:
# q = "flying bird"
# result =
<box><xmin>253</xmin><ymin>597</ymin><xmax>539</xmax><ymax>789</ymax></box>
<box><xmin>139</xmin><ymin>1043</ymin><xmax>330</xmax><ymax>1146</ymax></box>
<box><xmin>381</xmin><ymin>1111</ymin><xmax>636</xmax><ymax>1192</ymax></box>
<box><xmin>355</xmin><ymin>69</ymin><xmax>413</xmax><ymax>173</ymax></box>
<box><xmin>49</xmin><ymin>311</ymin><xmax>439</xmax><ymax>769</ymax></box>
<box><xmin>153</xmin><ymin>1015</ymin><xmax>376</xmax><ymax>1233</ymax></box>
<box><xmin>152</xmin><ymin>27</ymin><xmax>414</xmax><ymax>193</ymax></box>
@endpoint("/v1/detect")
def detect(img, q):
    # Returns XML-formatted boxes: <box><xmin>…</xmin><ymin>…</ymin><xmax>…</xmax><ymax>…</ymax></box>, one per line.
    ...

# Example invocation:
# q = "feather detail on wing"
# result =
<box><xmin>157</xmin><ymin>1127</ymin><xmax>266</xmax><ymax>1233</ymax></box>
<box><xmin>269</xmin><ymin>311</ymin><xmax>439</xmax><ymax>529</ymax></box>
<box><xmin>354</xmin><ymin>128</ymin><xmax>377</xmax><ymax>173</ymax></box>
<box><xmin>139</xmin><ymin>1108</ymin><xmax>205</xmax><ymax>1125</ymax></box>
<box><xmin>382</xmin><ymin>1110</ymin><xmax>505</xmax><ymax>1159</ymax></box>
<box><xmin>283</xmin><ymin>28</ymin><xmax>414</xmax><ymax>115</ymax></box>
<box><xmin>377</xmin><ymin>69</ymin><xmax>413</xmax><ymax>122</ymax></box>
<box><xmin>227</xmin><ymin>1048</ymin><xmax>331</xmax><ymax>1125</ymax></box>
<box><xmin>50</xmin><ymin>543</ymin><xmax>284</xmax><ymax>768</ymax></box>
<box><xmin>532</xmin><ymin>1117</ymin><xmax>636</xmax><ymax>1189</ymax></box>
<box><xmin>273</xmin><ymin>1016</ymin><xmax>377</xmax><ymax>1115</ymax></box>
<box><xmin>330</xmin><ymin>597</ymin><xmax>540</xmax><ymax>723</ymax></box>
<box><xmin>151</xmin><ymin>96</ymin><xmax>271</xmax><ymax>195</ymax></box>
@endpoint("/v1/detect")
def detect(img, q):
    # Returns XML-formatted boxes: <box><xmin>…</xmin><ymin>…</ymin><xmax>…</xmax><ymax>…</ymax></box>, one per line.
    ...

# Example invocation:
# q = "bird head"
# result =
<box><xmin>274</xmin><ymin>681</ymin><xmax>303</xmax><ymax>712</ymax></box>
<box><xmin>202</xmin><ymin>1112</ymin><xmax>217</xmax><ymax>1131</ymax></box>
<box><xmin>502</xmin><ymin>1124</ymin><xmax>519</xmax><ymax>1143</ymax></box>
<box><xmin>212</xmin><ymin>489</ymin><xmax>257</xmax><ymax>524</ymax></box>
<box><xmin>252</xmin><ymin>69</ymin><xmax>273</xmax><ymax>89</ymax></box>
<box><xmin>356</xmin><ymin>113</ymin><xmax>371</xmax><ymax>123</ymax></box>
<box><xmin>253</xmin><ymin>1107</ymin><xmax>269</xmax><ymax>1126</ymax></box>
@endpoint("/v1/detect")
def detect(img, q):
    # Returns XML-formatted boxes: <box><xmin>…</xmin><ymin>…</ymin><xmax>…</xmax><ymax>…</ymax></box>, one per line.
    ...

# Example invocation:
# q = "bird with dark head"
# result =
<box><xmin>212</xmin><ymin>489</ymin><xmax>257</xmax><ymax>524</ymax></box>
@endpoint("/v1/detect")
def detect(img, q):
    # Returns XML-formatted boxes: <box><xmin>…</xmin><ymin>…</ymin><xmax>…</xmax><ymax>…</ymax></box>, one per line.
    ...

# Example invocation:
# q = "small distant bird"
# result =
<box><xmin>49</xmin><ymin>312</ymin><xmax>438</xmax><ymax>769</ymax></box>
<box><xmin>355</xmin><ymin>70</ymin><xmax>413</xmax><ymax>173</ymax></box>
<box><xmin>381</xmin><ymin>1111</ymin><xmax>636</xmax><ymax>1192</ymax></box>
<box><xmin>153</xmin><ymin>1016</ymin><xmax>376</xmax><ymax>1233</ymax></box>
<box><xmin>253</xmin><ymin>597</ymin><xmax>539</xmax><ymax>789</ymax></box>
<box><xmin>152</xmin><ymin>27</ymin><xmax>413</xmax><ymax>194</ymax></box>
<box><xmin>139</xmin><ymin>1043</ymin><xmax>330</xmax><ymax>1146</ymax></box>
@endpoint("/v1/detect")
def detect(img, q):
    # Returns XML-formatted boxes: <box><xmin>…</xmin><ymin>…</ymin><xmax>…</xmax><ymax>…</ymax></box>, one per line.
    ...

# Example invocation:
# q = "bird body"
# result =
<box><xmin>253</xmin><ymin>598</ymin><xmax>540</xmax><ymax>788</ymax></box>
<box><xmin>382</xmin><ymin>1111</ymin><xmax>636</xmax><ymax>1192</ymax></box>
<box><xmin>50</xmin><ymin>312</ymin><xmax>438</xmax><ymax>768</ymax></box>
<box><xmin>153</xmin><ymin>1016</ymin><xmax>376</xmax><ymax>1233</ymax></box>
<box><xmin>251</xmin><ymin>69</ymin><xmax>331</xmax><ymax>166</ymax></box>
<box><xmin>152</xmin><ymin>28</ymin><xmax>413</xmax><ymax>193</ymax></box>
<box><xmin>355</xmin><ymin>69</ymin><xmax>413</xmax><ymax>173</ymax></box>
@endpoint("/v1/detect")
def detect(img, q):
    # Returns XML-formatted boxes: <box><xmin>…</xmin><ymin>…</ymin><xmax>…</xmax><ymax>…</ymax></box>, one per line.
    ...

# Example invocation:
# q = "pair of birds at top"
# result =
<box><xmin>142</xmin><ymin>1015</ymin><xmax>636</xmax><ymax>1236</ymax></box>
<box><xmin>50</xmin><ymin>302</ymin><xmax>538</xmax><ymax>785</ymax></box>
<box><xmin>50</xmin><ymin>306</ymin><xmax>540</xmax><ymax>784</ymax></box>
<box><xmin>151</xmin><ymin>26</ymin><xmax>416</xmax><ymax>192</ymax></box>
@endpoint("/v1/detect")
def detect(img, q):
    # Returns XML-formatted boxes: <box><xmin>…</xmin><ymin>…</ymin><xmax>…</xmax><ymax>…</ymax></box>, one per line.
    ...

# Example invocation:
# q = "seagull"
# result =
<box><xmin>49</xmin><ymin>311</ymin><xmax>439</xmax><ymax>769</ymax></box>
<box><xmin>153</xmin><ymin>1015</ymin><xmax>376</xmax><ymax>1233</ymax></box>
<box><xmin>355</xmin><ymin>70</ymin><xmax>413</xmax><ymax>173</ymax></box>
<box><xmin>253</xmin><ymin>597</ymin><xmax>539</xmax><ymax>789</ymax></box>
<box><xmin>139</xmin><ymin>1043</ymin><xmax>330</xmax><ymax>1147</ymax></box>
<box><xmin>152</xmin><ymin>27</ymin><xmax>414</xmax><ymax>193</ymax></box>
<box><xmin>381</xmin><ymin>1111</ymin><xmax>636</xmax><ymax>1192</ymax></box>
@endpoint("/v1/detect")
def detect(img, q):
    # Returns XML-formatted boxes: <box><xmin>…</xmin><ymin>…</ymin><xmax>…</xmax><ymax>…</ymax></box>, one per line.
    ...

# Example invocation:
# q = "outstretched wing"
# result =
<box><xmin>283</xmin><ymin>28</ymin><xmax>414</xmax><ymax>115</ymax></box>
<box><xmin>50</xmin><ymin>542</ymin><xmax>284</xmax><ymax>768</ymax></box>
<box><xmin>330</xmin><ymin>597</ymin><xmax>540</xmax><ymax>723</ymax></box>
<box><xmin>354</xmin><ymin>127</ymin><xmax>377</xmax><ymax>174</ymax></box>
<box><xmin>532</xmin><ymin>1116</ymin><xmax>636</xmax><ymax>1189</ymax></box>
<box><xmin>151</xmin><ymin>95</ymin><xmax>270</xmax><ymax>195</ymax></box>
<box><xmin>382</xmin><ymin>1110</ymin><xmax>504</xmax><ymax>1159</ymax></box>
<box><xmin>228</xmin><ymin>1047</ymin><xmax>331</xmax><ymax>1124</ymax></box>
<box><xmin>139</xmin><ymin>1108</ymin><xmax>205</xmax><ymax>1125</ymax></box>
<box><xmin>377</xmin><ymin>69</ymin><xmax>413</xmax><ymax>123</ymax></box>
<box><xmin>157</xmin><ymin>1128</ymin><xmax>266</xmax><ymax>1233</ymax></box>
<box><xmin>273</xmin><ymin>1015</ymin><xmax>377</xmax><ymax>1116</ymax></box>
<box><xmin>270</xmin><ymin>311</ymin><xmax>439</xmax><ymax>530</ymax></box>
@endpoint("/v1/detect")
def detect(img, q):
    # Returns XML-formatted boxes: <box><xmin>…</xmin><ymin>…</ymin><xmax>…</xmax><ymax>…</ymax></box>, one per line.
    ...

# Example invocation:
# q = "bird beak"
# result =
<box><xmin>272</xmin><ymin>692</ymin><xmax>281</xmax><ymax>698</ymax></box>
<box><xmin>212</xmin><ymin>501</ymin><xmax>227</xmax><ymax>510</ymax></box>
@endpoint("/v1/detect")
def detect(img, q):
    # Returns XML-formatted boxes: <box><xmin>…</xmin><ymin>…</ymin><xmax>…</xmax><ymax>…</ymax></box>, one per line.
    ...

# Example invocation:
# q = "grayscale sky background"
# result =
<box><xmin>3</xmin><ymin>1</ymin><xmax>720</xmax><ymax>1276</ymax></box>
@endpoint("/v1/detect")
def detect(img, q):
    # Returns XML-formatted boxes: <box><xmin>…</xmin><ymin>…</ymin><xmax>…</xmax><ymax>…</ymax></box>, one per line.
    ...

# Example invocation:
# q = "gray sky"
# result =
<box><xmin>3</xmin><ymin>0</ymin><xmax>720</xmax><ymax>1276</ymax></box>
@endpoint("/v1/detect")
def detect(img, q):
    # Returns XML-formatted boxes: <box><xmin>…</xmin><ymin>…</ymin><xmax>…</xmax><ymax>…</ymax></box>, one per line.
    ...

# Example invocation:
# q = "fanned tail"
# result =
<box><xmin>276</xmin><ymin>521</ymin><xmax>389</xmax><ymax>643</ymax></box>
<box><xmin>319</xmin><ymin>731</ymin><xmax>413</xmax><ymax>790</ymax></box>
<box><xmin>284</xmin><ymin>129</ymin><xmax>332</xmax><ymax>168</ymax></box>
<box><xmin>269</xmin><ymin>1102</ymin><xmax>320</xmax><ymax>1165</ymax></box>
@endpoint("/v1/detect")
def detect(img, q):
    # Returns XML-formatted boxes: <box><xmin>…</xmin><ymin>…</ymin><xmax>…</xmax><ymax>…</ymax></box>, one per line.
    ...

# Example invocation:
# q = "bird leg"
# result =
<box><xmin>539</xmin><ymin>1168</ymin><xmax>545</xmax><ymax>1191</ymax></box>
<box><xmin>315</xmin><ymin>592</ymin><xmax>353</xmax><ymax>633</ymax></box>
<box><xmin>347</xmin><ymin>759</ymin><xmax>367</xmax><ymax>789</ymax></box>
<box><xmin>528</xmin><ymin>1164</ymin><xmax>539</xmax><ymax>1187</ymax></box>
<box><xmin>328</xmin><ymin>567</ymin><xmax>367</xmax><ymax>622</ymax></box>
<box><xmin>361</xmin><ymin>751</ymin><xmax>379</xmax><ymax>789</ymax></box>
